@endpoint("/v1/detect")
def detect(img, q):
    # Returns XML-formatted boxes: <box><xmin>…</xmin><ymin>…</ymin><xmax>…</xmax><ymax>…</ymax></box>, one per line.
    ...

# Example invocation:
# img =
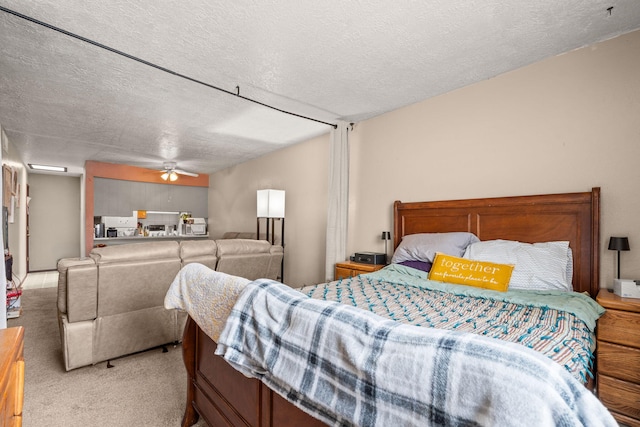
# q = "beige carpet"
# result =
<box><xmin>7</xmin><ymin>287</ymin><xmax>207</xmax><ymax>427</ymax></box>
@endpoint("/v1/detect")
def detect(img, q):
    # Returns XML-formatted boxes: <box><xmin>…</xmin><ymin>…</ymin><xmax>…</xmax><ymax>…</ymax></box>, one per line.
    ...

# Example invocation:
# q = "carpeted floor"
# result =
<box><xmin>7</xmin><ymin>287</ymin><xmax>207</xmax><ymax>426</ymax></box>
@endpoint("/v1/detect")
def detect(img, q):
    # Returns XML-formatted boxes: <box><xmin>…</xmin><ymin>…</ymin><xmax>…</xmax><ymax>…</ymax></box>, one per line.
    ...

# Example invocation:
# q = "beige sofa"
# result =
<box><xmin>57</xmin><ymin>239</ymin><xmax>283</xmax><ymax>371</ymax></box>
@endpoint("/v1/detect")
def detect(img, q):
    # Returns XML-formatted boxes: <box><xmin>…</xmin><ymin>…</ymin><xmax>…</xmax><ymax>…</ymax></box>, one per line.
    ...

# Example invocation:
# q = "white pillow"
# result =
<box><xmin>391</xmin><ymin>232</ymin><xmax>480</xmax><ymax>264</ymax></box>
<box><xmin>463</xmin><ymin>240</ymin><xmax>573</xmax><ymax>292</ymax></box>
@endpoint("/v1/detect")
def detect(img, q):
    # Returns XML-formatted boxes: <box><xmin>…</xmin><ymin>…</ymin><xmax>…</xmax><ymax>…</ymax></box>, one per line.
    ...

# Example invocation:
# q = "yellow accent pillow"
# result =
<box><xmin>428</xmin><ymin>253</ymin><xmax>514</xmax><ymax>292</ymax></box>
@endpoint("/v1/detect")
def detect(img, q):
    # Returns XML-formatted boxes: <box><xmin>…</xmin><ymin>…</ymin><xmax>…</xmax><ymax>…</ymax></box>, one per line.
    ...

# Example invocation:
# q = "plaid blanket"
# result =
<box><xmin>216</xmin><ymin>279</ymin><xmax>615</xmax><ymax>427</ymax></box>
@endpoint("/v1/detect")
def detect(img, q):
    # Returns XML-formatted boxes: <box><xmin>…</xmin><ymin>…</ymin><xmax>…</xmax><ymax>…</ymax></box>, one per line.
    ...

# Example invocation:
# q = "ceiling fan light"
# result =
<box><xmin>161</xmin><ymin>172</ymin><xmax>169</xmax><ymax>181</ymax></box>
<box><xmin>169</xmin><ymin>171</ymin><xmax>178</xmax><ymax>181</ymax></box>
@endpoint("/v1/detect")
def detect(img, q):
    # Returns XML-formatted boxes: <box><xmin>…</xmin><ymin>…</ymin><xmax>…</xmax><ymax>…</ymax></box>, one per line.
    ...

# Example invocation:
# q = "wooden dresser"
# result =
<box><xmin>335</xmin><ymin>261</ymin><xmax>384</xmax><ymax>280</ymax></box>
<box><xmin>0</xmin><ymin>327</ymin><xmax>24</xmax><ymax>427</ymax></box>
<box><xmin>596</xmin><ymin>289</ymin><xmax>640</xmax><ymax>426</ymax></box>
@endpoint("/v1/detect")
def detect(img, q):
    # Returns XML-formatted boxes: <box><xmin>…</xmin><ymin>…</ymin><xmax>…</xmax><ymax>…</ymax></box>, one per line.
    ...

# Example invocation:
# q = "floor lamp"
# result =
<box><xmin>257</xmin><ymin>189</ymin><xmax>285</xmax><ymax>282</ymax></box>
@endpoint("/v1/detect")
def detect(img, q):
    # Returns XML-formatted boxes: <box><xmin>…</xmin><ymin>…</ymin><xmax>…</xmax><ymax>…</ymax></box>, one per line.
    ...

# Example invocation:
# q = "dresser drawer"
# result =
<box><xmin>598</xmin><ymin>309</ymin><xmax>640</xmax><ymax>348</ymax></box>
<box><xmin>598</xmin><ymin>341</ymin><xmax>640</xmax><ymax>384</ymax></box>
<box><xmin>598</xmin><ymin>374</ymin><xmax>640</xmax><ymax>420</ymax></box>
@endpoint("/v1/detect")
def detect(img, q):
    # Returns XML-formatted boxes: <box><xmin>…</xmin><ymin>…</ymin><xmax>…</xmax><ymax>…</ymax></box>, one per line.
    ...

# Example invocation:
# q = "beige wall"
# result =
<box><xmin>209</xmin><ymin>134</ymin><xmax>330</xmax><ymax>286</ymax></box>
<box><xmin>211</xmin><ymin>29</ymin><xmax>640</xmax><ymax>289</ymax></box>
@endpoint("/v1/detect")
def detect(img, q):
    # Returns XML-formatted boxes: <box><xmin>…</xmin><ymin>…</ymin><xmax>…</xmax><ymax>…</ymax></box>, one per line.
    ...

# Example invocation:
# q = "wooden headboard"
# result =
<box><xmin>393</xmin><ymin>188</ymin><xmax>600</xmax><ymax>297</ymax></box>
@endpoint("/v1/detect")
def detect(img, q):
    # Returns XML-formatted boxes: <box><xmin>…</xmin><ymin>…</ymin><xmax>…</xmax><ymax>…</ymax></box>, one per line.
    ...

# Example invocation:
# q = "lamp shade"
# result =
<box><xmin>257</xmin><ymin>189</ymin><xmax>285</xmax><ymax>218</ymax></box>
<box><xmin>608</xmin><ymin>236</ymin><xmax>630</xmax><ymax>251</ymax></box>
<box><xmin>381</xmin><ymin>231</ymin><xmax>391</xmax><ymax>240</ymax></box>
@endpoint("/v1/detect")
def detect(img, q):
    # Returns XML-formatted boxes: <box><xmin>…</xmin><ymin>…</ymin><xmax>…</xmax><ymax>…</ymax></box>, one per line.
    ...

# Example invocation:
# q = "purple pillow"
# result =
<box><xmin>398</xmin><ymin>260</ymin><xmax>432</xmax><ymax>272</ymax></box>
<box><xmin>391</xmin><ymin>232</ymin><xmax>480</xmax><ymax>264</ymax></box>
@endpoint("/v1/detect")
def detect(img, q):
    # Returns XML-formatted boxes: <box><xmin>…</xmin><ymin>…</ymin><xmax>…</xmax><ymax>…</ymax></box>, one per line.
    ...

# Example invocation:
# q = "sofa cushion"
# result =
<box><xmin>180</xmin><ymin>240</ymin><xmax>217</xmax><ymax>270</ymax></box>
<box><xmin>91</xmin><ymin>241</ymin><xmax>180</xmax><ymax>264</ymax></box>
<box><xmin>216</xmin><ymin>239</ymin><xmax>273</xmax><ymax>255</ymax></box>
<box><xmin>215</xmin><ymin>239</ymin><xmax>284</xmax><ymax>281</ymax></box>
<box><xmin>222</xmin><ymin>232</ymin><xmax>280</xmax><ymax>244</ymax></box>
<box><xmin>222</xmin><ymin>232</ymin><xmax>257</xmax><ymax>239</ymax></box>
<box><xmin>97</xmin><ymin>259</ymin><xmax>182</xmax><ymax>317</ymax></box>
<box><xmin>216</xmin><ymin>254</ymin><xmax>274</xmax><ymax>281</ymax></box>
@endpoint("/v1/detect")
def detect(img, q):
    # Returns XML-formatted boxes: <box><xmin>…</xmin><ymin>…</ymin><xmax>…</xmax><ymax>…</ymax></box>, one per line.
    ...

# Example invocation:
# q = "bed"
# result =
<box><xmin>169</xmin><ymin>187</ymin><xmax>614</xmax><ymax>427</ymax></box>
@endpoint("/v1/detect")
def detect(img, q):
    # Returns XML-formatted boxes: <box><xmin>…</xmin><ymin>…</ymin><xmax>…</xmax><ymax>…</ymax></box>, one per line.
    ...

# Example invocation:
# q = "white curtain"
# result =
<box><xmin>325</xmin><ymin>121</ymin><xmax>349</xmax><ymax>280</ymax></box>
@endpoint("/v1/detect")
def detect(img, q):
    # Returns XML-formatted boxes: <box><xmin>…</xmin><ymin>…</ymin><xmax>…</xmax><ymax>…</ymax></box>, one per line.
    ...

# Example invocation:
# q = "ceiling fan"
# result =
<box><xmin>158</xmin><ymin>162</ymin><xmax>199</xmax><ymax>181</ymax></box>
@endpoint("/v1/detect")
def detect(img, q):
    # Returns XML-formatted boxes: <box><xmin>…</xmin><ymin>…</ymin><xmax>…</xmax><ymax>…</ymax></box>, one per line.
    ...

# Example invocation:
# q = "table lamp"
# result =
<box><xmin>381</xmin><ymin>231</ymin><xmax>391</xmax><ymax>263</ymax></box>
<box><xmin>608</xmin><ymin>236</ymin><xmax>630</xmax><ymax>279</ymax></box>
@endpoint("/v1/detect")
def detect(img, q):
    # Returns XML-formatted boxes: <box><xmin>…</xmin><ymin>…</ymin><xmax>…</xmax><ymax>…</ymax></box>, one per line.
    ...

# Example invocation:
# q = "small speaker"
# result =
<box><xmin>354</xmin><ymin>252</ymin><xmax>386</xmax><ymax>265</ymax></box>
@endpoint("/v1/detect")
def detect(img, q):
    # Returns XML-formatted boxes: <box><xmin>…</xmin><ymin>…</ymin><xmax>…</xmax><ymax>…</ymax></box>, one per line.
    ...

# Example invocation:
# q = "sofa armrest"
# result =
<box><xmin>270</xmin><ymin>246</ymin><xmax>284</xmax><ymax>255</ymax></box>
<box><xmin>267</xmin><ymin>245</ymin><xmax>284</xmax><ymax>281</ymax></box>
<box><xmin>57</xmin><ymin>257</ymin><xmax>96</xmax><ymax>314</ymax></box>
<box><xmin>57</xmin><ymin>257</ymin><xmax>99</xmax><ymax>323</ymax></box>
<box><xmin>67</xmin><ymin>265</ymin><xmax>98</xmax><ymax>322</ymax></box>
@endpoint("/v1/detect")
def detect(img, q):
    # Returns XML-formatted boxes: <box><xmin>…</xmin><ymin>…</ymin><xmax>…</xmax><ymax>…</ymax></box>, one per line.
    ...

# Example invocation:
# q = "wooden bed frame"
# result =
<box><xmin>181</xmin><ymin>187</ymin><xmax>601</xmax><ymax>427</ymax></box>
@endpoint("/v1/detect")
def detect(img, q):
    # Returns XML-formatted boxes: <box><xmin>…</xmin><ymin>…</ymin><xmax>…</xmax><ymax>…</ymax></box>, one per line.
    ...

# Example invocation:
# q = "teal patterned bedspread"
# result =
<box><xmin>300</xmin><ymin>264</ymin><xmax>605</xmax><ymax>382</ymax></box>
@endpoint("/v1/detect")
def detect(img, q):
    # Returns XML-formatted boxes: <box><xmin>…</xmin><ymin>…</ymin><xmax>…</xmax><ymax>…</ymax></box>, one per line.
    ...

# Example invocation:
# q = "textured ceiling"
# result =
<box><xmin>1</xmin><ymin>1</ymin><xmax>639</xmax><ymax>176</ymax></box>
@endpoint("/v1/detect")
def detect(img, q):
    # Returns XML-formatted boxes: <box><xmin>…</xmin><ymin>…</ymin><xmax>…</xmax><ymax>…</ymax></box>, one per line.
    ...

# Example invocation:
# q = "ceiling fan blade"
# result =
<box><xmin>174</xmin><ymin>169</ymin><xmax>199</xmax><ymax>177</ymax></box>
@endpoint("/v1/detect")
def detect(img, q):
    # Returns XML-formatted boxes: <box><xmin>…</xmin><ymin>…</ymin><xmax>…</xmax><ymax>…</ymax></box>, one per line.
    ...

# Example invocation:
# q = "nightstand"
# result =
<box><xmin>334</xmin><ymin>261</ymin><xmax>384</xmax><ymax>280</ymax></box>
<box><xmin>596</xmin><ymin>289</ymin><xmax>640</xmax><ymax>426</ymax></box>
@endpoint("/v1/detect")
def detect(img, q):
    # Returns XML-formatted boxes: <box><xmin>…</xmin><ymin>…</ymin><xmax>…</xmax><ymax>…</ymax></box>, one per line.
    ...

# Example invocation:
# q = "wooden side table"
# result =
<box><xmin>596</xmin><ymin>289</ymin><xmax>640</xmax><ymax>426</ymax></box>
<box><xmin>335</xmin><ymin>261</ymin><xmax>384</xmax><ymax>280</ymax></box>
<box><xmin>0</xmin><ymin>326</ymin><xmax>24</xmax><ymax>427</ymax></box>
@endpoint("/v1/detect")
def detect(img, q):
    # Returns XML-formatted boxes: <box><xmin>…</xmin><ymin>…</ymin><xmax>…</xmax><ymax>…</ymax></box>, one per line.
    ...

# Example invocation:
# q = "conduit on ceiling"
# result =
<box><xmin>0</xmin><ymin>5</ymin><xmax>338</xmax><ymax>129</ymax></box>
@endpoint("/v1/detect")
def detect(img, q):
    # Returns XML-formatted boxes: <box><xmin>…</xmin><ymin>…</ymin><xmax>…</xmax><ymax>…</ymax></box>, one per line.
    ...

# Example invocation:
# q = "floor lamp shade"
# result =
<box><xmin>257</xmin><ymin>189</ymin><xmax>285</xmax><ymax>218</ymax></box>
